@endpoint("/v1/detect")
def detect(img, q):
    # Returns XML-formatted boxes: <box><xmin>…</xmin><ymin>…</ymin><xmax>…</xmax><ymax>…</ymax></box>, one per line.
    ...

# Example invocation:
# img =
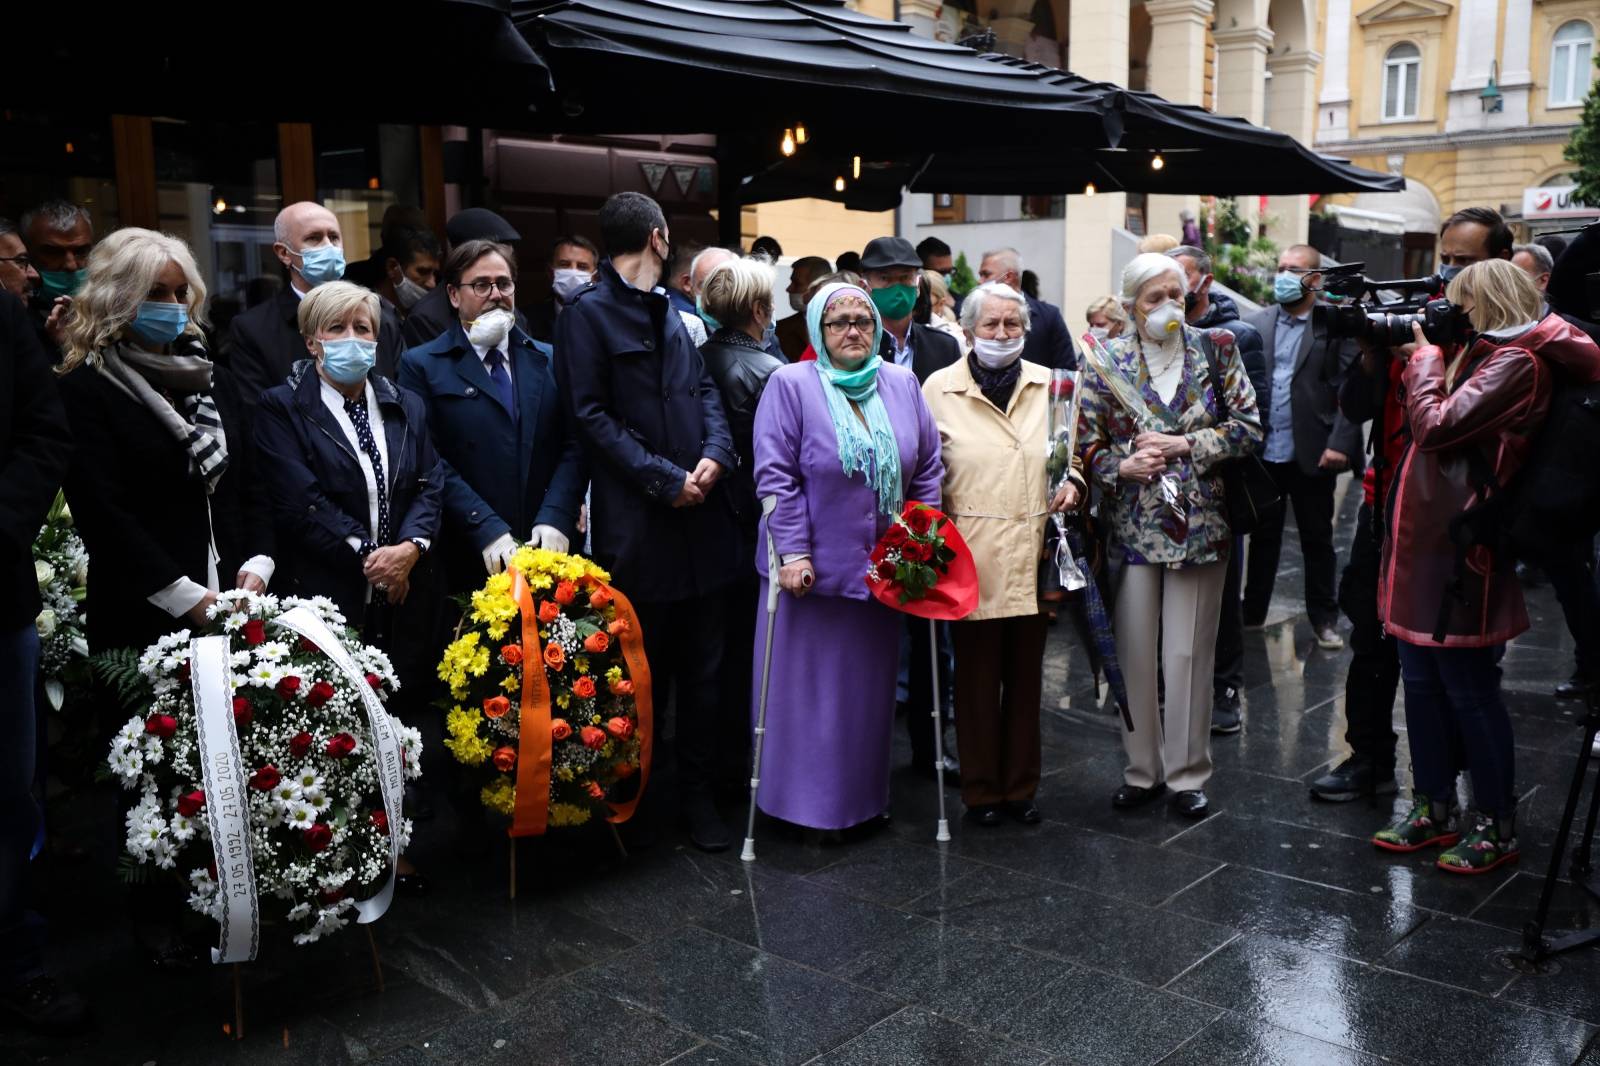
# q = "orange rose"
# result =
<box><xmin>551</xmin><ymin>718</ymin><xmax>572</xmax><ymax>741</ymax></box>
<box><xmin>583</xmin><ymin>631</ymin><xmax>610</xmax><ymax>654</ymax></box>
<box><xmin>589</xmin><ymin>587</ymin><xmax>614</xmax><ymax>609</ymax></box>
<box><xmin>538</xmin><ymin>601</ymin><xmax>560</xmax><ymax>624</ymax></box>
<box><xmin>609</xmin><ymin>678</ymin><xmax>635</xmax><ymax>696</ymax></box>
<box><xmin>615</xmin><ymin>762</ymin><xmax>637</xmax><ymax>779</ymax></box>
<box><xmin>572</xmin><ymin>676</ymin><xmax>597</xmax><ymax>699</ymax></box>
<box><xmin>501</xmin><ymin>643</ymin><xmax>523</xmax><ymax>666</ymax></box>
<box><xmin>607</xmin><ymin>618</ymin><xmax>632</xmax><ymax>637</ymax></box>
<box><xmin>605</xmin><ymin>716</ymin><xmax>634</xmax><ymax>740</ymax></box>
<box><xmin>492</xmin><ymin>746</ymin><xmax>517</xmax><ymax>772</ymax></box>
<box><xmin>482</xmin><ymin>695</ymin><xmax>512</xmax><ymax>719</ymax></box>
<box><xmin>554</xmin><ymin>580</ymin><xmax>577</xmax><ymax>606</ymax></box>
<box><xmin>543</xmin><ymin>642</ymin><xmax>566</xmax><ymax>672</ymax></box>
<box><xmin>585</xmin><ymin>780</ymin><xmax>605</xmax><ymax>799</ymax></box>
<box><xmin>579</xmin><ymin>725</ymin><xmax>607</xmax><ymax>750</ymax></box>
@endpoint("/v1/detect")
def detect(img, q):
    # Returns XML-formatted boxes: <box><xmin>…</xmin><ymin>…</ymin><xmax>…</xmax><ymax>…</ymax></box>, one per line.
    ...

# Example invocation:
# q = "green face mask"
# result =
<box><xmin>38</xmin><ymin>268</ymin><xmax>88</xmax><ymax>299</ymax></box>
<box><xmin>870</xmin><ymin>283</ymin><xmax>917</xmax><ymax>321</ymax></box>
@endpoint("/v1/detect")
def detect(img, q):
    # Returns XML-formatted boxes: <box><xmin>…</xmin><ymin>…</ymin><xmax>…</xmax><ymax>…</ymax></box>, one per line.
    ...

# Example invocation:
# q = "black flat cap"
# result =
<box><xmin>447</xmin><ymin>207</ymin><xmax>520</xmax><ymax>245</ymax></box>
<box><xmin>859</xmin><ymin>236</ymin><xmax>921</xmax><ymax>271</ymax></box>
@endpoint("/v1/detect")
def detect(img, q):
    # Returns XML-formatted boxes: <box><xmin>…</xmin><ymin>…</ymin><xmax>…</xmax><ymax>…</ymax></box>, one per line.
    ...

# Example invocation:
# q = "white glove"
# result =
<box><xmin>531</xmin><ymin>524</ymin><xmax>570</xmax><ymax>554</ymax></box>
<box><xmin>482</xmin><ymin>532</ymin><xmax>517</xmax><ymax>575</ymax></box>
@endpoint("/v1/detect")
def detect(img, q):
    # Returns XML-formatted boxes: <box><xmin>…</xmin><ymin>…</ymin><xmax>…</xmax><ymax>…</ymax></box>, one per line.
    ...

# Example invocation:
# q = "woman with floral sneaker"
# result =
<box><xmin>1372</xmin><ymin>259</ymin><xmax>1600</xmax><ymax>873</ymax></box>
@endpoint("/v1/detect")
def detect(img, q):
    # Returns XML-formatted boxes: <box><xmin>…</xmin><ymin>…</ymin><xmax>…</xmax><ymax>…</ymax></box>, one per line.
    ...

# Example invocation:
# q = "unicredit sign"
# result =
<box><xmin>1523</xmin><ymin>184</ymin><xmax>1598</xmax><ymax>219</ymax></box>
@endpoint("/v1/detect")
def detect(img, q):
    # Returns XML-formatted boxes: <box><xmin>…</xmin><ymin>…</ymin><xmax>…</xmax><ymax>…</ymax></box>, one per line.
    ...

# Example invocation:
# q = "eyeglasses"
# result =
<box><xmin>823</xmin><ymin>317</ymin><xmax>874</xmax><ymax>335</ymax></box>
<box><xmin>0</xmin><ymin>255</ymin><xmax>31</xmax><ymax>270</ymax></box>
<box><xmin>460</xmin><ymin>276</ymin><xmax>515</xmax><ymax>297</ymax></box>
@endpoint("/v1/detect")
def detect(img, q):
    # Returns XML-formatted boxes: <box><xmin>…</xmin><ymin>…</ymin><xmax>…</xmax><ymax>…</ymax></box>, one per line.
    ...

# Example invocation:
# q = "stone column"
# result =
<box><xmin>1213</xmin><ymin>24</ymin><xmax>1273</xmax><ymax>235</ymax></box>
<box><xmin>1143</xmin><ymin>0</ymin><xmax>1214</xmax><ymax>242</ymax></box>
<box><xmin>1498</xmin><ymin>0</ymin><xmax>1534</xmax><ymax>126</ymax></box>
<box><xmin>1317</xmin><ymin>0</ymin><xmax>1353</xmax><ymax>142</ymax></box>
<box><xmin>1064</xmin><ymin>0</ymin><xmax>1130</xmax><ymax>321</ymax></box>
<box><xmin>1446</xmin><ymin>0</ymin><xmax>1499</xmax><ymax>131</ymax></box>
<box><xmin>1264</xmin><ymin>49</ymin><xmax>1320</xmax><ymax>247</ymax></box>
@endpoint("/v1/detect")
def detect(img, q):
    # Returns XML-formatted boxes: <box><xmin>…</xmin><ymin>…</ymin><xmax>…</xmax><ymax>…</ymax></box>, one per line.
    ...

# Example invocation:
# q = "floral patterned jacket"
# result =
<box><xmin>1078</xmin><ymin>326</ymin><xmax>1263</xmax><ymax>567</ymax></box>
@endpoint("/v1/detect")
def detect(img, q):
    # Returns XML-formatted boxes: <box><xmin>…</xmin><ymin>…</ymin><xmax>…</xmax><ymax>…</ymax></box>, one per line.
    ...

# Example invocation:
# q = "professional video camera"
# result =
<box><xmin>1312</xmin><ymin>261</ymin><xmax>1471</xmax><ymax>347</ymax></box>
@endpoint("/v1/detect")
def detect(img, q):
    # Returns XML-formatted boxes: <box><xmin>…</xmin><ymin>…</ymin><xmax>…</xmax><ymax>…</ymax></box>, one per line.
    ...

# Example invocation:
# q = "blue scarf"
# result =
<box><xmin>806</xmin><ymin>283</ymin><xmax>903</xmax><ymax>517</ymax></box>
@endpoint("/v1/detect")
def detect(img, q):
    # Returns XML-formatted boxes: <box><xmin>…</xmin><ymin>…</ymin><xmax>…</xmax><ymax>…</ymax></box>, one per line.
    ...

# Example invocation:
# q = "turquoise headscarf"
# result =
<box><xmin>806</xmin><ymin>283</ymin><xmax>903</xmax><ymax>517</ymax></box>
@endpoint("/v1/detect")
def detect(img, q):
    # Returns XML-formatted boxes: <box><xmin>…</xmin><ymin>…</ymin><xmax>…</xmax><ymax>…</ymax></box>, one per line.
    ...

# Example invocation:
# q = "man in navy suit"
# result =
<box><xmin>398</xmin><ymin>239</ymin><xmax>584</xmax><ymax>595</ymax></box>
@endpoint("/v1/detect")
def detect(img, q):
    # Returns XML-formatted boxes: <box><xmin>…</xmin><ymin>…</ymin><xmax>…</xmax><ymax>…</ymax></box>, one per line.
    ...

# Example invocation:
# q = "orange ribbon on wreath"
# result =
<box><xmin>507</xmin><ymin>567</ymin><xmax>654</xmax><ymax>837</ymax></box>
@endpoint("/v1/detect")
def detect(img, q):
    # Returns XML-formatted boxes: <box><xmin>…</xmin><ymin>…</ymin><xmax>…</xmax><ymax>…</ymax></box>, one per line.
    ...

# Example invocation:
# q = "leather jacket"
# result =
<box><xmin>1379</xmin><ymin>314</ymin><xmax>1600</xmax><ymax>646</ymax></box>
<box><xmin>700</xmin><ymin>328</ymin><xmax>784</xmax><ymax>548</ymax></box>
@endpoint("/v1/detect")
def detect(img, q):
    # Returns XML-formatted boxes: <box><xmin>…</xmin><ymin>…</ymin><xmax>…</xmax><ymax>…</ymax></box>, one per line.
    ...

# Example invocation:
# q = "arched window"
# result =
<box><xmin>1550</xmin><ymin>21</ymin><xmax>1595</xmax><ymax>108</ymax></box>
<box><xmin>1383</xmin><ymin>42</ymin><xmax>1422</xmax><ymax>120</ymax></box>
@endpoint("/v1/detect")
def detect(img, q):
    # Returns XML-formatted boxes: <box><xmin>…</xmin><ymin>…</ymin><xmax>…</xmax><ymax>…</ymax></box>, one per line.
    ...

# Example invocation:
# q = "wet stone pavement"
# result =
<box><xmin>13</xmin><ymin>479</ymin><xmax>1600</xmax><ymax>1065</ymax></box>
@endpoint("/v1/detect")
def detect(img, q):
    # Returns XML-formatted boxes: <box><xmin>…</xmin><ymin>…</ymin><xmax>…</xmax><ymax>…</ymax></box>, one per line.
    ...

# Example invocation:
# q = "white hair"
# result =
<box><xmin>701</xmin><ymin>256</ymin><xmax>776</xmax><ymax>329</ymax></box>
<box><xmin>1120</xmin><ymin>252</ymin><xmax>1185</xmax><ymax>306</ymax></box>
<box><xmin>61</xmin><ymin>228</ymin><xmax>208</xmax><ymax>371</ymax></box>
<box><xmin>959</xmin><ymin>282</ymin><xmax>1031</xmax><ymax>333</ymax></box>
<box><xmin>981</xmin><ymin>247</ymin><xmax>1023</xmax><ymax>277</ymax></box>
<box><xmin>689</xmin><ymin>246</ymin><xmax>737</xmax><ymax>294</ymax></box>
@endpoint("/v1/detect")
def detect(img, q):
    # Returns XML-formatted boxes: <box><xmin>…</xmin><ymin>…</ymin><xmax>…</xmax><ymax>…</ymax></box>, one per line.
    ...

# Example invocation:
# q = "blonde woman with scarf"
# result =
<box><xmin>749</xmin><ymin>282</ymin><xmax>944</xmax><ymax>834</ymax></box>
<box><xmin>58</xmin><ymin>228</ymin><xmax>274</xmax><ymax>658</ymax></box>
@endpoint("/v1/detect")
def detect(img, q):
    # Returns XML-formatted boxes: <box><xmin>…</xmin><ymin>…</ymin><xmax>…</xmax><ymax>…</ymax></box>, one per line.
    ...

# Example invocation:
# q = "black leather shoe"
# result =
<box><xmin>683</xmin><ymin>792</ymin><xmax>731</xmax><ymax>853</ymax></box>
<box><xmin>1112</xmin><ymin>783</ymin><xmax>1168</xmax><ymax>809</ymax></box>
<box><xmin>1006</xmin><ymin>802</ymin><xmax>1042</xmax><ymax>825</ymax></box>
<box><xmin>395</xmin><ymin>871</ymin><xmax>431</xmax><ymax>897</ymax></box>
<box><xmin>1555</xmin><ymin>674</ymin><xmax>1588</xmax><ymax>700</ymax></box>
<box><xmin>1173</xmin><ymin>790</ymin><xmax>1210</xmax><ymax>818</ymax></box>
<box><xmin>967</xmin><ymin>804</ymin><xmax>1004</xmax><ymax>827</ymax></box>
<box><xmin>1309</xmin><ymin>756</ymin><xmax>1398</xmax><ymax>803</ymax></box>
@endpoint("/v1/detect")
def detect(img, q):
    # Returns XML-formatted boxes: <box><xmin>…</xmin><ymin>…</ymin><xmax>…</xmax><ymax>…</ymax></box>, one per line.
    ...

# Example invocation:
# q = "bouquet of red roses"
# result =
<box><xmin>865</xmin><ymin>502</ymin><xmax>979</xmax><ymax>620</ymax></box>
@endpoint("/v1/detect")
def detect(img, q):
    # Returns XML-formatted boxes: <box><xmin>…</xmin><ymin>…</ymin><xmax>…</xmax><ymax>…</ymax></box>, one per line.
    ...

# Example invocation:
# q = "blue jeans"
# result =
<box><xmin>1395</xmin><ymin>639</ymin><xmax>1516</xmax><ymax>817</ymax></box>
<box><xmin>0</xmin><ymin>624</ymin><xmax>44</xmax><ymax>983</ymax></box>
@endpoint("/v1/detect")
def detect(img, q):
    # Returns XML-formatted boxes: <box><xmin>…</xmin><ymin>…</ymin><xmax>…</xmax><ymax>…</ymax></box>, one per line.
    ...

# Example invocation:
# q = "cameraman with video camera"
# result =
<box><xmin>1366</xmin><ymin>258</ymin><xmax>1600</xmax><ymax>873</ymax></box>
<box><xmin>1311</xmin><ymin>208</ymin><xmax>1512</xmax><ymax>803</ymax></box>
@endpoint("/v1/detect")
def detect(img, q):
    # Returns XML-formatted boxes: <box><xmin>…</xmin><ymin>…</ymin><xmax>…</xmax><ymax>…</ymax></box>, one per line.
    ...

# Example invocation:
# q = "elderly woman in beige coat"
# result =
<box><xmin>923</xmin><ymin>282</ymin><xmax>1085</xmax><ymax>827</ymax></box>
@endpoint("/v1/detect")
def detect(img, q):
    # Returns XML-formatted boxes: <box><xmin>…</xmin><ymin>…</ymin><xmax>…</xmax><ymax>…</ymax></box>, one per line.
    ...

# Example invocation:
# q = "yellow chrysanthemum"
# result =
<box><xmin>500</xmin><ymin>673</ymin><xmax>520</xmax><ymax>692</ymax></box>
<box><xmin>605</xmin><ymin>665</ymin><xmax>623</xmax><ymax>684</ymax></box>
<box><xmin>481</xmin><ymin>776</ymin><xmax>516</xmax><ymax>815</ymax></box>
<box><xmin>555</xmin><ymin>693</ymin><xmax>571</xmax><ymax>709</ymax></box>
<box><xmin>555</xmin><ymin>766</ymin><xmax>575</xmax><ymax>782</ymax></box>
<box><xmin>548</xmin><ymin>802</ymin><xmax>592</xmax><ymax>827</ymax></box>
<box><xmin>575</xmin><ymin>656</ymin><xmax>589</xmax><ymax>675</ymax></box>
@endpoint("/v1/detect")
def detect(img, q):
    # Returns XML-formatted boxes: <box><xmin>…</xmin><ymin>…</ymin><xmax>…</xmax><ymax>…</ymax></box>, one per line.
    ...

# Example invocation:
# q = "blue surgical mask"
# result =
<box><xmin>130</xmin><ymin>301</ymin><xmax>188</xmax><ymax>346</ymax></box>
<box><xmin>696</xmin><ymin>292</ymin><xmax>722</xmax><ymax>333</ymax></box>
<box><xmin>319</xmin><ymin>337</ymin><xmax>377</xmax><ymax>385</ymax></box>
<box><xmin>294</xmin><ymin>244</ymin><xmax>346</xmax><ymax>287</ymax></box>
<box><xmin>1273</xmin><ymin>271</ymin><xmax>1306</xmax><ymax>305</ymax></box>
<box><xmin>1439</xmin><ymin>264</ymin><xmax>1464</xmax><ymax>283</ymax></box>
<box><xmin>39</xmin><ymin>268</ymin><xmax>88</xmax><ymax>299</ymax></box>
<box><xmin>762</xmin><ymin>320</ymin><xmax>777</xmax><ymax>350</ymax></box>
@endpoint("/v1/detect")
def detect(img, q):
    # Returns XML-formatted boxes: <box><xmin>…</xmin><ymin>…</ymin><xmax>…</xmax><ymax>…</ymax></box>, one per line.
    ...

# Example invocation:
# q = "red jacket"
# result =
<box><xmin>1379</xmin><ymin>315</ymin><xmax>1600</xmax><ymax>646</ymax></box>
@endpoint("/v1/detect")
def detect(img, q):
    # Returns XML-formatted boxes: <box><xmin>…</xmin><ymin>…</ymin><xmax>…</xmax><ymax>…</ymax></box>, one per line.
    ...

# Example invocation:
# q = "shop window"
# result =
<box><xmin>0</xmin><ymin>112</ymin><xmax>119</xmax><ymax>237</ymax></box>
<box><xmin>1382</xmin><ymin>42</ymin><xmax>1422</xmax><ymax>121</ymax></box>
<box><xmin>151</xmin><ymin>119</ymin><xmax>282</xmax><ymax>339</ymax></box>
<box><xmin>314</xmin><ymin>124</ymin><xmax>423</xmax><ymax>270</ymax></box>
<box><xmin>1550</xmin><ymin>21</ymin><xmax>1595</xmax><ymax>108</ymax></box>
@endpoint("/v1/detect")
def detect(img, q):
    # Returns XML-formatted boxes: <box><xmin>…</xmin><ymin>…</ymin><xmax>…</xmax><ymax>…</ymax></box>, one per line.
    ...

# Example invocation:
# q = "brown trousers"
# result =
<box><xmin>951</xmin><ymin>613</ymin><xmax>1049</xmax><ymax>808</ymax></box>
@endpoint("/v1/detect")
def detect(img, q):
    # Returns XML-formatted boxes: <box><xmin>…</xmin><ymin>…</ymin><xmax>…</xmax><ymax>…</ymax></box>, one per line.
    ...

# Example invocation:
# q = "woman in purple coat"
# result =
<box><xmin>751</xmin><ymin>282</ymin><xmax>944</xmax><ymax>831</ymax></box>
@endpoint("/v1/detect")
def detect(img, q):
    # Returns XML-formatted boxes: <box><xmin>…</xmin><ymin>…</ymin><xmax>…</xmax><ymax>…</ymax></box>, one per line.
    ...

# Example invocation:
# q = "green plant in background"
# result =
<box><xmin>1198</xmin><ymin>201</ymin><xmax>1279</xmax><ymax>305</ymax></box>
<box><xmin>1207</xmin><ymin>197</ymin><xmax>1253</xmax><ymax>249</ymax></box>
<box><xmin>1565</xmin><ymin>51</ymin><xmax>1600</xmax><ymax>204</ymax></box>
<box><xmin>947</xmin><ymin>251</ymin><xmax>978</xmax><ymax>298</ymax></box>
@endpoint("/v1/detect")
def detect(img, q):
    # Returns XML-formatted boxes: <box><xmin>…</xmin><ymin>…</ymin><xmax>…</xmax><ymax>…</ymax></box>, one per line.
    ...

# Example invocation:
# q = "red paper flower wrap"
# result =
<box><xmin>864</xmin><ymin>502</ymin><xmax>981</xmax><ymax>621</ymax></box>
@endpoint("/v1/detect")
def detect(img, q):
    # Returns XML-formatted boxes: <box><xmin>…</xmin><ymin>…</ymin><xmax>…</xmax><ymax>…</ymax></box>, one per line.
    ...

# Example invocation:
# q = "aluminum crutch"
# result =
<box><xmin>740</xmin><ymin>495</ymin><xmax>782</xmax><ymax>862</ymax></box>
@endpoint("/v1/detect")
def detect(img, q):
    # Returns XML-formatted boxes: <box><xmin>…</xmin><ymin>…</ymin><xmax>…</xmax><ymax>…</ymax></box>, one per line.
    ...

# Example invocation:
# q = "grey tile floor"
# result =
<box><xmin>13</xmin><ymin>476</ymin><xmax>1600</xmax><ymax>1065</ymax></box>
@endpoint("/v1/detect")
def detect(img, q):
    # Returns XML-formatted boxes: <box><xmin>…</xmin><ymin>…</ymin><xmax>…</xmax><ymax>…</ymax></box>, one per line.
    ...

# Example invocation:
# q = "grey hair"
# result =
<box><xmin>959</xmin><ymin>282</ymin><xmax>1031</xmax><ymax>332</ymax></box>
<box><xmin>20</xmin><ymin>199</ymin><xmax>92</xmax><ymax>239</ymax></box>
<box><xmin>1513</xmin><ymin>242</ymin><xmax>1554</xmax><ymax>275</ymax></box>
<box><xmin>1169</xmin><ymin>245</ymin><xmax>1212</xmax><ymax>274</ymax></box>
<box><xmin>980</xmin><ymin>246</ymin><xmax>1023</xmax><ymax>277</ymax></box>
<box><xmin>689</xmin><ymin>246</ymin><xmax>737</xmax><ymax>294</ymax></box>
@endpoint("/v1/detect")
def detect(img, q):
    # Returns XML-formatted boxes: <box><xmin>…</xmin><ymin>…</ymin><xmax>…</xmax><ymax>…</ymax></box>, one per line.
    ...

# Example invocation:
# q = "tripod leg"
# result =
<box><xmin>1525</xmin><ymin>704</ymin><xmax>1599</xmax><ymax>959</ymax></box>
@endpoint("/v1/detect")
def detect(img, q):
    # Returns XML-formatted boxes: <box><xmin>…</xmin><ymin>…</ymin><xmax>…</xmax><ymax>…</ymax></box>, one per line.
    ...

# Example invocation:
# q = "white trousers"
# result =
<box><xmin>1114</xmin><ymin>560</ymin><xmax>1227</xmax><ymax>792</ymax></box>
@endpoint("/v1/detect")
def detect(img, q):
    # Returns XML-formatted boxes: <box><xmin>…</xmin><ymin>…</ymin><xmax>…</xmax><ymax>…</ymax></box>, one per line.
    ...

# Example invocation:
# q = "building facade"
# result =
<box><xmin>1317</xmin><ymin>0</ymin><xmax>1597</xmax><ymax>260</ymax></box>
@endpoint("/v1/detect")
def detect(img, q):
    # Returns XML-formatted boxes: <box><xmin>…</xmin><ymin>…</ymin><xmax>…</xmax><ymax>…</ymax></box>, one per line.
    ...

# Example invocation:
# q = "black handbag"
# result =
<box><xmin>1199</xmin><ymin>335</ymin><xmax>1282</xmax><ymax>536</ymax></box>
